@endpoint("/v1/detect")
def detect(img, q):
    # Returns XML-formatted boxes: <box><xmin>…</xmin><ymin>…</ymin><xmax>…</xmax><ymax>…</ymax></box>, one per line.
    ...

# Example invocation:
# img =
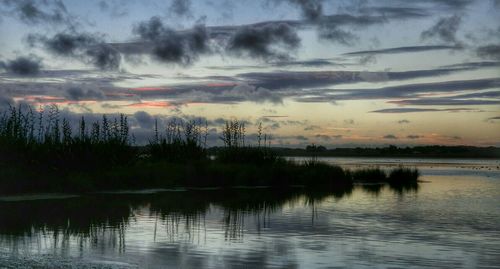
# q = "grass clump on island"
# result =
<box><xmin>0</xmin><ymin>105</ymin><xmax>420</xmax><ymax>194</ymax></box>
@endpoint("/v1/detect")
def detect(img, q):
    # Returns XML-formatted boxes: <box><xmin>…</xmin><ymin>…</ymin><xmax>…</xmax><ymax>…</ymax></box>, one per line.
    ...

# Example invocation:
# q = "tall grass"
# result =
<box><xmin>0</xmin><ymin>105</ymin><xmax>134</xmax><ymax>170</ymax></box>
<box><xmin>0</xmin><ymin>105</ymin><xmax>420</xmax><ymax>194</ymax></box>
<box><xmin>148</xmin><ymin>119</ymin><xmax>207</xmax><ymax>162</ymax></box>
<box><xmin>216</xmin><ymin>120</ymin><xmax>278</xmax><ymax>164</ymax></box>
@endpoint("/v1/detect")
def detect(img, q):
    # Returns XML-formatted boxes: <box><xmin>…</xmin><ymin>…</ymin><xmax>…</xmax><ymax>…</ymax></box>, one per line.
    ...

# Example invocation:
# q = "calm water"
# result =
<box><xmin>0</xmin><ymin>158</ymin><xmax>499</xmax><ymax>269</ymax></box>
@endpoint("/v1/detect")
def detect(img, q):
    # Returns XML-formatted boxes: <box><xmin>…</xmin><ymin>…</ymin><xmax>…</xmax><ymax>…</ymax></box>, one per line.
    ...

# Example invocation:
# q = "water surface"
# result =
<box><xmin>0</xmin><ymin>158</ymin><xmax>499</xmax><ymax>268</ymax></box>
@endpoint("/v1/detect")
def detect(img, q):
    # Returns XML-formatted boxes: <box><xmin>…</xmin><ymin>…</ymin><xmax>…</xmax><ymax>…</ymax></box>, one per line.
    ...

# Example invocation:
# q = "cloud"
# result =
<box><xmin>294</xmin><ymin>78</ymin><xmax>500</xmax><ymax>103</ymax></box>
<box><xmin>0</xmin><ymin>55</ymin><xmax>42</xmax><ymax>75</ymax></box>
<box><xmin>421</xmin><ymin>15</ymin><xmax>462</xmax><ymax>44</ymax></box>
<box><xmin>227</xmin><ymin>23</ymin><xmax>301</xmax><ymax>60</ymax></box>
<box><xmin>295</xmin><ymin>135</ymin><xmax>309</xmax><ymax>141</ymax></box>
<box><xmin>390</xmin><ymin>99</ymin><xmax>500</xmax><ymax>106</ymax></box>
<box><xmin>370</xmin><ymin>108</ymin><xmax>480</xmax><ymax>113</ymax></box>
<box><xmin>98</xmin><ymin>0</ymin><xmax>129</xmax><ymax>17</ymax></box>
<box><xmin>486</xmin><ymin>116</ymin><xmax>500</xmax><ymax>122</ymax></box>
<box><xmin>133</xmin><ymin>111</ymin><xmax>155</xmax><ymax>129</ymax></box>
<box><xmin>344</xmin><ymin>119</ymin><xmax>355</xmax><ymax>125</ymax></box>
<box><xmin>169</xmin><ymin>0</ymin><xmax>192</xmax><ymax>18</ymax></box>
<box><xmin>407</xmin><ymin>135</ymin><xmax>421</xmax><ymax>139</ymax></box>
<box><xmin>317</xmin><ymin>26</ymin><xmax>358</xmax><ymax>46</ymax></box>
<box><xmin>344</xmin><ymin>45</ymin><xmax>462</xmax><ymax>56</ymax></box>
<box><xmin>133</xmin><ymin>17</ymin><xmax>210</xmax><ymax>65</ymax></box>
<box><xmin>0</xmin><ymin>0</ymin><xmax>73</xmax><ymax>26</ymax></box>
<box><xmin>398</xmin><ymin>120</ymin><xmax>410</xmax><ymax>124</ymax></box>
<box><xmin>383</xmin><ymin>134</ymin><xmax>398</xmax><ymax>139</ymax></box>
<box><xmin>477</xmin><ymin>45</ymin><xmax>500</xmax><ymax>60</ymax></box>
<box><xmin>315</xmin><ymin>134</ymin><xmax>331</xmax><ymax>140</ymax></box>
<box><xmin>66</xmin><ymin>87</ymin><xmax>105</xmax><ymax>101</ymax></box>
<box><xmin>28</xmin><ymin>32</ymin><xmax>121</xmax><ymax>70</ymax></box>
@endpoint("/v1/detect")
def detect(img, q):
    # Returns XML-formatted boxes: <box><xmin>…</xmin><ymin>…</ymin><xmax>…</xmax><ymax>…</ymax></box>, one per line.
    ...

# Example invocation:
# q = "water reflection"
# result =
<box><xmin>0</xmin><ymin>183</ymin><xmax>419</xmax><ymax>243</ymax></box>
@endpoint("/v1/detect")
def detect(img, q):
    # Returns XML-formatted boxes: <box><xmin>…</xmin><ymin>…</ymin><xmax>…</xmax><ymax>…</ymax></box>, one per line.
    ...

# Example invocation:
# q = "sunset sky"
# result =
<box><xmin>0</xmin><ymin>0</ymin><xmax>499</xmax><ymax>147</ymax></box>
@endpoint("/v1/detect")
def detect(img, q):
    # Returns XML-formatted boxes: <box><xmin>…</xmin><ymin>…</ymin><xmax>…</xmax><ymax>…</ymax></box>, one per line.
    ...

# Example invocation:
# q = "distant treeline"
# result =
<box><xmin>259</xmin><ymin>145</ymin><xmax>500</xmax><ymax>159</ymax></box>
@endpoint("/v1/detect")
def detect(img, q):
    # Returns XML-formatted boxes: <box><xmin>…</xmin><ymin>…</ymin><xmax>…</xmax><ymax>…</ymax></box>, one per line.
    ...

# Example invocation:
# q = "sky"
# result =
<box><xmin>0</xmin><ymin>0</ymin><xmax>499</xmax><ymax>147</ymax></box>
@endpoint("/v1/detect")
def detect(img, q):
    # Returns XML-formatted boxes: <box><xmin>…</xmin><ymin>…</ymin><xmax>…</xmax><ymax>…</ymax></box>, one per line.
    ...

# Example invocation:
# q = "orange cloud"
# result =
<box><xmin>126</xmin><ymin>101</ymin><xmax>172</xmax><ymax>108</ymax></box>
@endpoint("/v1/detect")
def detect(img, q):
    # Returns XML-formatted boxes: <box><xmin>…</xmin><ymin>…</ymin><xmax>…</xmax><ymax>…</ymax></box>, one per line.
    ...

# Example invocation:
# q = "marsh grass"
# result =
<box><xmin>0</xmin><ymin>105</ymin><xmax>420</xmax><ymax>194</ymax></box>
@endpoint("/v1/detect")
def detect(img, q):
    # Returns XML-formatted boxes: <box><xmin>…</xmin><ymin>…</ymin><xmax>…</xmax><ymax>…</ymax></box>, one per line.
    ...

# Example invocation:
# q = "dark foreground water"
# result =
<box><xmin>0</xmin><ymin>158</ymin><xmax>499</xmax><ymax>268</ymax></box>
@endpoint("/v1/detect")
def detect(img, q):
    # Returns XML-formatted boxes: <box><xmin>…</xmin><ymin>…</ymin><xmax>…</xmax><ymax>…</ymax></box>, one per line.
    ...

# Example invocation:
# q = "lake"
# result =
<box><xmin>0</xmin><ymin>158</ymin><xmax>499</xmax><ymax>268</ymax></box>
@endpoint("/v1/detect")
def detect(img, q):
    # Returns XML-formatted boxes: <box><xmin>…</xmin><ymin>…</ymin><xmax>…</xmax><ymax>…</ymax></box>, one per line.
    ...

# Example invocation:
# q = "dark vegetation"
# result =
<box><xmin>0</xmin><ymin>105</ymin><xmax>420</xmax><ymax>194</ymax></box>
<box><xmin>268</xmin><ymin>144</ymin><xmax>500</xmax><ymax>158</ymax></box>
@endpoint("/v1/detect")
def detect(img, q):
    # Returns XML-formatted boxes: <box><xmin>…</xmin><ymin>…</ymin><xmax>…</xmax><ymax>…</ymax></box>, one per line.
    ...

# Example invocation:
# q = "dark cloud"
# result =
<box><xmin>315</xmin><ymin>134</ymin><xmax>331</xmax><ymax>140</ymax></box>
<box><xmin>407</xmin><ymin>135</ymin><xmax>421</xmax><ymax>139</ymax></box>
<box><xmin>271</xmin><ymin>58</ymin><xmax>343</xmax><ymax>67</ymax></box>
<box><xmin>236</xmin><ymin>68</ymin><xmax>489</xmax><ymax>91</ymax></box>
<box><xmin>370</xmin><ymin>108</ymin><xmax>480</xmax><ymax>113</ymax></box>
<box><xmin>295</xmin><ymin>78</ymin><xmax>500</xmax><ymax>103</ymax></box>
<box><xmin>295</xmin><ymin>135</ymin><xmax>309</xmax><ymax>141</ymax></box>
<box><xmin>169</xmin><ymin>0</ymin><xmax>192</xmax><ymax>17</ymax></box>
<box><xmin>98</xmin><ymin>0</ymin><xmax>129</xmax><ymax>17</ymax></box>
<box><xmin>0</xmin><ymin>55</ymin><xmax>42</xmax><ymax>76</ymax></box>
<box><xmin>441</xmin><ymin>61</ymin><xmax>500</xmax><ymax>69</ymax></box>
<box><xmin>66</xmin><ymin>87</ymin><xmax>105</xmax><ymax>101</ymax></box>
<box><xmin>344</xmin><ymin>45</ymin><xmax>462</xmax><ymax>56</ymax></box>
<box><xmin>421</xmin><ymin>15</ymin><xmax>461</xmax><ymax>44</ymax></box>
<box><xmin>0</xmin><ymin>0</ymin><xmax>72</xmax><ymax>26</ymax></box>
<box><xmin>477</xmin><ymin>45</ymin><xmax>500</xmax><ymax>60</ymax></box>
<box><xmin>134</xmin><ymin>111</ymin><xmax>155</xmax><ymax>129</ymax></box>
<box><xmin>383</xmin><ymin>134</ymin><xmax>398</xmax><ymax>139</ymax></box>
<box><xmin>391</xmin><ymin>98</ymin><xmax>500</xmax><ymax>106</ymax></box>
<box><xmin>359</xmin><ymin>7</ymin><xmax>429</xmax><ymax>19</ymax></box>
<box><xmin>227</xmin><ymin>23</ymin><xmax>301</xmax><ymax>60</ymax></box>
<box><xmin>317</xmin><ymin>26</ymin><xmax>358</xmax><ymax>46</ymax></box>
<box><xmin>288</xmin><ymin>0</ymin><xmax>323</xmax><ymax>21</ymax></box>
<box><xmin>133</xmin><ymin>17</ymin><xmax>210</xmax><ymax>65</ymax></box>
<box><xmin>28</xmin><ymin>32</ymin><xmax>121</xmax><ymax>70</ymax></box>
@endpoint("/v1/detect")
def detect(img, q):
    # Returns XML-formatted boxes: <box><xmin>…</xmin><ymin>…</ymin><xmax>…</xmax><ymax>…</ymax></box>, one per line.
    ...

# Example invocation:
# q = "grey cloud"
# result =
<box><xmin>295</xmin><ymin>135</ymin><xmax>309</xmax><ymax>141</ymax></box>
<box><xmin>317</xmin><ymin>26</ymin><xmax>358</xmax><ymax>46</ymax></box>
<box><xmin>421</xmin><ymin>15</ymin><xmax>461</xmax><ymax>44</ymax></box>
<box><xmin>315</xmin><ymin>134</ymin><xmax>331</xmax><ymax>140</ymax></box>
<box><xmin>344</xmin><ymin>119</ymin><xmax>355</xmax><ymax>125</ymax></box>
<box><xmin>133</xmin><ymin>17</ymin><xmax>210</xmax><ymax>65</ymax></box>
<box><xmin>370</xmin><ymin>108</ymin><xmax>480</xmax><ymax>113</ymax></box>
<box><xmin>28</xmin><ymin>32</ymin><xmax>121</xmax><ymax>70</ymax></box>
<box><xmin>296</xmin><ymin>78</ymin><xmax>500</xmax><ymax>103</ymax></box>
<box><xmin>98</xmin><ymin>0</ymin><xmax>129</xmax><ymax>17</ymax></box>
<box><xmin>383</xmin><ymin>134</ymin><xmax>398</xmax><ymax>139</ymax></box>
<box><xmin>169</xmin><ymin>0</ymin><xmax>192</xmax><ymax>17</ymax></box>
<box><xmin>477</xmin><ymin>45</ymin><xmax>500</xmax><ymax>60</ymax></box>
<box><xmin>391</xmin><ymin>98</ymin><xmax>500</xmax><ymax>106</ymax></box>
<box><xmin>359</xmin><ymin>7</ymin><xmax>429</xmax><ymax>19</ymax></box>
<box><xmin>268</xmin><ymin>0</ymin><xmax>323</xmax><ymax>21</ymax></box>
<box><xmin>0</xmin><ymin>55</ymin><xmax>42</xmax><ymax>76</ymax></box>
<box><xmin>237</xmin><ymin>68</ymin><xmax>486</xmax><ymax>91</ymax></box>
<box><xmin>66</xmin><ymin>87</ymin><xmax>105</xmax><ymax>101</ymax></box>
<box><xmin>0</xmin><ymin>0</ymin><xmax>73</xmax><ymax>26</ymax></box>
<box><xmin>407</xmin><ymin>135</ymin><xmax>421</xmax><ymax>139</ymax></box>
<box><xmin>344</xmin><ymin>45</ymin><xmax>462</xmax><ymax>56</ymax></box>
<box><xmin>134</xmin><ymin>111</ymin><xmax>155</xmax><ymax>129</ymax></box>
<box><xmin>227</xmin><ymin>23</ymin><xmax>301</xmax><ymax>61</ymax></box>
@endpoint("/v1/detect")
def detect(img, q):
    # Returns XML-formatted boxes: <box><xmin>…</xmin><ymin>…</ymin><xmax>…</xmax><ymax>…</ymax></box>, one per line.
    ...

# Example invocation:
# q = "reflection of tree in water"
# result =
<box><xmin>359</xmin><ymin>181</ymin><xmax>420</xmax><ymax>196</ymax></box>
<box><xmin>0</xmin><ymin>195</ymin><xmax>135</xmax><ymax>254</ymax></box>
<box><xmin>0</xmin><ymin>183</ymin><xmax>418</xmax><ymax>252</ymax></box>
